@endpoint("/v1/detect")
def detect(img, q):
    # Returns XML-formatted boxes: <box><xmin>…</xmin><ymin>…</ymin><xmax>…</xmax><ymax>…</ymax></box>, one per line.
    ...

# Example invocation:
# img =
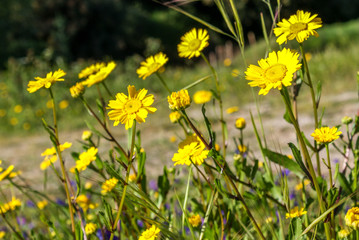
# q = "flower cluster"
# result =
<box><xmin>167</xmin><ymin>89</ymin><xmax>191</xmax><ymax>110</ymax></box>
<box><xmin>70</xmin><ymin>147</ymin><xmax>98</xmax><ymax>173</ymax></box>
<box><xmin>0</xmin><ymin>197</ymin><xmax>21</xmax><ymax>214</ymax></box>
<box><xmin>101</xmin><ymin>177</ymin><xmax>119</xmax><ymax>195</ymax></box>
<box><xmin>286</xmin><ymin>206</ymin><xmax>307</xmax><ymax>219</ymax></box>
<box><xmin>345</xmin><ymin>207</ymin><xmax>359</xmax><ymax>230</ymax></box>
<box><xmin>172</xmin><ymin>135</ymin><xmax>209</xmax><ymax>166</ymax></box>
<box><xmin>40</xmin><ymin>142</ymin><xmax>72</xmax><ymax>170</ymax></box>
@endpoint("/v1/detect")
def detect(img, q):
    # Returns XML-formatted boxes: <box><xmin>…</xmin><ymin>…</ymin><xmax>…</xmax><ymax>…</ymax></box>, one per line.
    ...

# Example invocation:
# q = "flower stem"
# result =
<box><xmin>49</xmin><ymin>88</ymin><xmax>75</xmax><ymax>233</ymax></box>
<box><xmin>110</xmin><ymin>121</ymin><xmax>137</xmax><ymax>240</ymax></box>
<box><xmin>181</xmin><ymin>166</ymin><xmax>192</xmax><ymax>236</ymax></box>
<box><xmin>156</xmin><ymin>72</ymin><xmax>172</xmax><ymax>94</ymax></box>
<box><xmin>325</xmin><ymin>144</ymin><xmax>333</xmax><ymax>188</ymax></box>
<box><xmin>1</xmin><ymin>214</ymin><xmax>24</xmax><ymax>240</ymax></box>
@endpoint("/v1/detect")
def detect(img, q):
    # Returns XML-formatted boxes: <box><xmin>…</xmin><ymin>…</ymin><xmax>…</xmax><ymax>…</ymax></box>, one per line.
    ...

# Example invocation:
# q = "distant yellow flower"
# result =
<box><xmin>139</xmin><ymin>225</ymin><xmax>161</xmax><ymax>240</ymax></box>
<box><xmin>172</xmin><ymin>135</ymin><xmax>208</xmax><ymax>166</ymax></box>
<box><xmin>23</xmin><ymin>123</ymin><xmax>31</xmax><ymax>130</ymax></box>
<box><xmin>46</xmin><ymin>100</ymin><xmax>54</xmax><ymax>109</ymax></box>
<box><xmin>169</xmin><ymin>111</ymin><xmax>182</xmax><ymax>123</ymax></box>
<box><xmin>168</xmin><ymin>89</ymin><xmax>191</xmax><ymax>110</ymax></box>
<box><xmin>274</xmin><ymin>10</ymin><xmax>322</xmax><ymax>45</ymax></box>
<box><xmin>136</xmin><ymin>52</ymin><xmax>168</xmax><ymax>80</ymax></box>
<box><xmin>82</xmin><ymin>61</ymin><xmax>116</xmax><ymax>87</ymax></box>
<box><xmin>129</xmin><ymin>174</ymin><xmax>137</xmax><ymax>182</ymax></box>
<box><xmin>226</xmin><ymin>106</ymin><xmax>239</xmax><ymax>114</ymax></box>
<box><xmin>101</xmin><ymin>177</ymin><xmax>119</xmax><ymax>195</ymax></box>
<box><xmin>311</xmin><ymin>126</ymin><xmax>342</xmax><ymax>144</ymax></box>
<box><xmin>27</xmin><ymin>69</ymin><xmax>66</xmax><ymax>93</ymax></box>
<box><xmin>295</xmin><ymin>179</ymin><xmax>311</xmax><ymax>191</ymax></box>
<box><xmin>245</xmin><ymin>48</ymin><xmax>301</xmax><ymax>95</ymax></box>
<box><xmin>0</xmin><ymin>231</ymin><xmax>5</xmax><ymax>239</ymax></box>
<box><xmin>231</xmin><ymin>69</ymin><xmax>240</xmax><ymax>77</ymax></box>
<box><xmin>0</xmin><ymin>109</ymin><xmax>6</xmax><ymax>117</ymax></box>
<box><xmin>0</xmin><ymin>197</ymin><xmax>21</xmax><ymax>214</ymax></box>
<box><xmin>10</xmin><ymin>117</ymin><xmax>18</xmax><ymax>126</ymax></box>
<box><xmin>107</xmin><ymin>85</ymin><xmax>157</xmax><ymax>129</ymax></box>
<box><xmin>286</xmin><ymin>206</ymin><xmax>307</xmax><ymax>219</ymax></box>
<box><xmin>193</xmin><ymin>90</ymin><xmax>212</xmax><ymax>104</ymax></box>
<box><xmin>35</xmin><ymin>109</ymin><xmax>44</xmax><ymax>117</ymax></box>
<box><xmin>59</xmin><ymin>100</ymin><xmax>69</xmax><ymax>109</ymax></box>
<box><xmin>76</xmin><ymin>194</ymin><xmax>98</xmax><ymax>211</ymax></box>
<box><xmin>85</xmin><ymin>223</ymin><xmax>97</xmax><ymax>235</ymax></box>
<box><xmin>338</xmin><ymin>229</ymin><xmax>351</xmax><ymax>238</ymax></box>
<box><xmin>223</xmin><ymin>58</ymin><xmax>232</xmax><ymax>67</ymax></box>
<box><xmin>70</xmin><ymin>82</ymin><xmax>85</xmax><ymax>98</ymax></box>
<box><xmin>170</xmin><ymin>136</ymin><xmax>177</xmax><ymax>143</ymax></box>
<box><xmin>0</xmin><ymin>165</ymin><xmax>14</xmax><ymax>181</ymax></box>
<box><xmin>14</xmin><ymin>105</ymin><xmax>23</xmax><ymax>113</ymax></box>
<box><xmin>82</xmin><ymin>130</ymin><xmax>92</xmax><ymax>141</ymax></box>
<box><xmin>345</xmin><ymin>207</ymin><xmax>359</xmax><ymax>230</ymax></box>
<box><xmin>188</xmin><ymin>214</ymin><xmax>202</xmax><ymax>227</ymax></box>
<box><xmin>78</xmin><ymin>63</ymin><xmax>105</xmax><ymax>79</ymax></box>
<box><xmin>37</xmin><ymin>200</ymin><xmax>48</xmax><ymax>210</ymax></box>
<box><xmin>178</xmin><ymin>28</ymin><xmax>209</xmax><ymax>59</ymax></box>
<box><xmin>238</xmin><ymin>145</ymin><xmax>247</xmax><ymax>153</ymax></box>
<box><xmin>265</xmin><ymin>217</ymin><xmax>273</xmax><ymax>223</ymax></box>
<box><xmin>215</xmin><ymin>143</ymin><xmax>220</xmax><ymax>151</ymax></box>
<box><xmin>235</xmin><ymin>117</ymin><xmax>246</xmax><ymax>129</ymax></box>
<box><xmin>84</xmin><ymin>182</ymin><xmax>93</xmax><ymax>189</ymax></box>
<box><xmin>71</xmin><ymin>147</ymin><xmax>98</xmax><ymax>173</ymax></box>
<box><xmin>40</xmin><ymin>142</ymin><xmax>72</xmax><ymax>170</ymax></box>
<box><xmin>305</xmin><ymin>53</ymin><xmax>312</xmax><ymax>62</ymax></box>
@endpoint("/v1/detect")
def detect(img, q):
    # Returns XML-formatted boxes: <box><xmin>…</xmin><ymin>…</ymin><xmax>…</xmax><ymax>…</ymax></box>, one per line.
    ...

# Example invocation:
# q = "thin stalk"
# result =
<box><xmin>49</xmin><ymin>88</ymin><xmax>75</xmax><ymax>233</ymax></box>
<box><xmin>110</xmin><ymin>121</ymin><xmax>137</xmax><ymax>240</ymax></box>
<box><xmin>101</xmin><ymin>82</ymin><xmax>114</xmax><ymax>98</ymax></box>
<box><xmin>181</xmin><ymin>166</ymin><xmax>193</xmax><ymax>236</ymax></box>
<box><xmin>201</xmin><ymin>53</ymin><xmax>227</xmax><ymax>158</ymax></box>
<box><xmin>325</xmin><ymin>144</ymin><xmax>333</xmax><ymax>188</ymax></box>
<box><xmin>156</xmin><ymin>72</ymin><xmax>171</xmax><ymax>94</ymax></box>
<box><xmin>199</xmin><ymin>190</ymin><xmax>217</xmax><ymax>240</ymax></box>
<box><xmin>1</xmin><ymin>214</ymin><xmax>24</xmax><ymax>240</ymax></box>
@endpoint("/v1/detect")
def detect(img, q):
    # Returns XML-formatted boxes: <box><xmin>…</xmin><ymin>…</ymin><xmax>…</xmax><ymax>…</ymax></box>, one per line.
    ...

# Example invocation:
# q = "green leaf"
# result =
<box><xmin>202</xmin><ymin>104</ymin><xmax>214</xmax><ymax>145</ymax></box>
<box><xmin>99</xmin><ymin>211</ymin><xmax>111</xmax><ymax>231</ymax></box>
<box><xmin>288</xmin><ymin>143</ymin><xmax>312</xmax><ymax>181</ymax></box>
<box><xmin>96</xmin><ymin>98</ymin><xmax>105</xmax><ymax>119</ymax></box>
<box><xmin>74</xmin><ymin>168</ymin><xmax>81</xmax><ymax>198</ymax></box>
<box><xmin>337</xmin><ymin>172</ymin><xmax>353</xmax><ymax>194</ymax></box>
<box><xmin>103</xmin><ymin>198</ymin><xmax>114</xmax><ymax>228</ymax></box>
<box><xmin>287</xmin><ymin>217</ymin><xmax>303</xmax><ymax>240</ymax></box>
<box><xmin>103</xmin><ymin>161</ymin><xmax>125</xmax><ymax>184</ymax></box>
<box><xmin>85</xmin><ymin>120</ymin><xmax>106</xmax><ymax>139</ymax></box>
<box><xmin>283</xmin><ymin>110</ymin><xmax>293</xmax><ymax>124</ymax></box>
<box><xmin>138</xmin><ymin>151</ymin><xmax>146</xmax><ymax>179</ymax></box>
<box><xmin>316</xmin><ymin>80</ymin><xmax>322</xmax><ymax>108</ymax></box>
<box><xmin>158</xmin><ymin>166</ymin><xmax>170</xmax><ymax>199</ymax></box>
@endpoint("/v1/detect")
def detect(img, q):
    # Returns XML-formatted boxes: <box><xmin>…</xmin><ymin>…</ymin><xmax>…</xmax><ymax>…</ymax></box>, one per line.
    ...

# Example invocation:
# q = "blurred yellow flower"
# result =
<box><xmin>40</xmin><ymin>142</ymin><xmax>72</xmax><ymax>170</ymax></box>
<box><xmin>82</xmin><ymin>62</ymin><xmax>116</xmax><ymax>87</ymax></box>
<box><xmin>10</xmin><ymin>117</ymin><xmax>18</xmax><ymax>126</ymax></box>
<box><xmin>0</xmin><ymin>165</ymin><xmax>14</xmax><ymax>181</ymax></box>
<box><xmin>70</xmin><ymin>147</ymin><xmax>98</xmax><ymax>173</ymax></box>
<box><xmin>129</xmin><ymin>173</ymin><xmax>137</xmax><ymax>182</ymax></box>
<box><xmin>136</xmin><ymin>52</ymin><xmax>169</xmax><ymax>80</ymax></box>
<box><xmin>0</xmin><ymin>197</ymin><xmax>21</xmax><ymax>214</ymax></box>
<box><xmin>27</xmin><ymin>69</ymin><xmax>66</xmax><ymax>93</ymax></box>
<box><xmin>85</xmin><ymin>223</ymin><xmax>97</xmax><ymax>235</ymax></box>
<box><xmin>139</xmin><ymin>225</ymin><xmax>160</xmax><ymax>240</ymax></box>
<box><xmin>338</xmin><ymin>229</ymin><xmax>351</xmax><ymax>239</ymax></box>
<box><xmin>245</xmin><ymin>48</ymin><xmax>301</xmax><ymax>95</ymax></box>
<box><xmin>345</xmin><ymin>207</ymin><xmax>359</xmax><ymax>230</ymax></box>
<box><xmin>238</xmin><ymin>145</ymin><xmax>247</xmax><ymax>153</ymax></box>
<box><xmin>170</xmin><ymin>136</ymin><xmax>177</xmax><ymax>143</ymax></box>
<box><xmin>23</xmin><ymin>123</ymin><xmax>31</xmax><ymax>130</ymax></box>
<box><xmin>178</xmin><ymin>28</ymin><xmax>209</xmax><ymax>59</ymax></box>
<box><xmin>188</xmin><ymin>214</ymin><xmax>202</xmax><ymax>227</ymax></box>
<box><xmin>14</xmin><ymin>105</ymin><xmax>23</xmax><ymax>113</ymax></box>
<box><xmin>37</xmin><ymin>200</ymin><xmax>48</xmax><ymax>210</ymax></box>
<box><xmin>70</xmin><ymin>82</ymin><xmax>85</xmax><ymax>98</ymax></box>
<box><xmin>0</xmin><ymin>231</ymin><xmax>5</xmax><ymax>238</ymax></box>
<box><xmin>84</xmin><ymin>181</ymin><xmax>93</xmax><ymax>189</ymax></box>
<box><xmin>169</xmin><ymin>111</ymin><xmax>182</xmax><ymax>123</ymax></box>
<box><xmin>193</xmin><ymin>90</ymin><xmax>212</xmax><ymax>104</ymax></box>
<box><xmin>78</xmin><ymin>62</ymin><xmax>105</xmax><ymax>79</ymax></box>
<box><xmin>35</xmin><ymin>109</ymin><xmax>44</xmax><ymax>117</ymax></box>
<box><xmin>235</xmin><ymin>117</ymin><xmax>246</xmax><ymax>129</ymax></box>
<box><xmin>168</xmin><ymin>89</ymin><xmax>191</xmax><ymax>110</ymax></box>
<box><xmin>226</xmin><ymin>106</ymin><xmax>239</xmax><ymax>114</ymax></box>
<box><xmin>286</xmin><ymin>206</ymin><xmax>307</xmax><ymax>219</ymax></box>
<box><xmin>0</xmin><ymin>109</ymin><xmax>6</xmax><ymax>117</ymax></box>
<box><xmin>101</xmin><ymin>177</ymin><xmax>119</xmax><ymax>195</ymax></box>
<box><xmin>311</xmin><ymin>126</ymin><xmax>342</xmax><ymax>144</ymax></box>
<box><xmin>59</xmin><ymin>100</ymin><xmax>69</xmax><ymax>109</ymax></box>
<box><xmin>274</xmin><ymin>10</ymin><xmax>322</xmax><ymax>45</ymax></box>
<box><xmin>305</xmin><ymin>53</ymin><xmax>312</xmax><ymax>62</ymax></box>
<box><xmin>172</xmin><ymin>135</ymin><xmax>208</xmax><ymax>166</ymax></box>
<box><xmin>265</xmin><ymin>217</ymin><xmax>273</xmax><ymax>223</ymax></box>
<box><xmin>76</xmin><ymin>194</ymin><xmax>98</xmax><ymax>211</ymax></box>
<box><xmin>107</xmin><ymin>85</ymin><xmax>157</xmax><ymax>130</ymax></box>
<box><xmin>46</xmin><ymin>100</ymin><xmax>54</xmax><ymax>109</ymax></box>
<box><xmin>223</xmin><ymin>58</ymin><xmax>232</xmax><ymax>67</ymax></box>
<box><xmin>295</xmin><ymin>179</ymin><xmax>311</xmax><ymax>191</ymax></box>
<box><xmin>82</xmin><ymin>130</ymin><xmax>92</xmax><ymax>141</ymax></box>
<box><xmin>231</xmin><ymin>69</ymin><xmax>240</xmax><ymax>77</ymax></box>
<box><xmin>215</xmin><ymin>143</ymin><xmax>220</xmax><ymax>151</ymax></box>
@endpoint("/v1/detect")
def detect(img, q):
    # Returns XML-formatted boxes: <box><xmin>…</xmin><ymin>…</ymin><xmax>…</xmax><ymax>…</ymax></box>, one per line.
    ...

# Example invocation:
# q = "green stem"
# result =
<box><xmin>199</xmin><ymin>190</ymin><xmax>217</xmax><ymax>240</ymax></box>
<box><xmin>181</xmin><ymin>166</ymin><xmax>193</xmax><ymax>236</ymax></box>
<box><xmin>1</xmin><ymin>214</ymin><xmax>24</xmax><ymax>240</ymax></box>
<box><xmin>101</xmin><ymin>82</ymin><xmax>114</xmax><ymax>98</ymax></box>
<box><xmin>325</xmin><ymin>144</ymin><xmax>333</xmax><ymax>188</ymax></box>
<box><xmin>110</xmin><ymin>121</ymin><xmax>137</xmax><ymax>240</ymax></box>
<box><xmin>156</xmin><ymin>72</ymin><xmax>171</xmax><ymax>94</ymax></box>
<box><xmin>49</xmin><ymin>88</ymin><xmax>75</xmax><ymax>233</ymax></box>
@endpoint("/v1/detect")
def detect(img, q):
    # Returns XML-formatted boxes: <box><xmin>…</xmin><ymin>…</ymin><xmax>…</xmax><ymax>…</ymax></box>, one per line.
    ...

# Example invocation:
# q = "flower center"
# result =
<box><xmin>290</xmin><ymin>22</ymin><xmax>308</xmax><ymax>34</ymax></box>
<box><xmin>264</xmin><ymin>64</ymin><xmax>288</xmax><ymax>83</ymax></box>
<box><xmin>148</xmin><ymin>62</ymin><xmax>160</xmax><ymax>73</ymax></box>
<box><xmin>125</xmin><ymin>99</ymin><xmax>141</xmax><ymax>114</ymax></box>
<box><xmin>188</xmin><ymin>39</ymin><xmax>201</xmax><ymax>51</ymax></box>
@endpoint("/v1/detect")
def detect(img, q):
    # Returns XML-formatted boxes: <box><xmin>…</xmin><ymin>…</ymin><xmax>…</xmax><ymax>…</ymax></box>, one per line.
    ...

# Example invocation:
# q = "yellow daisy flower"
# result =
<box><xmin>245</xmin><ymin>48</ymin><xmax>301</xmax><ymax>95</ymax></box>
<box><xmin>274</xmin><ymin>10</ymin><xmax>322</xmax><ymax>45</ymax></box>
<box><xmin>285</xmin><ymin>206</ymin><xmax>307</xmax><ymax>219</ymax></box>
<box><xmin>139</xmin><ymin>225</ymin><xmax>161</xmax><ymax>240</ymax></box>
<box><xmin>76</xmin><ymin>194</ymin><xmax>98</xmax><ymax>211</ymax></box>
<box><xmin>82</xmin><ymin>130</ymin><xmax>92</xmax><ymax>141</ymax></box>
<box><xmin>169</xmin><ymin>111</ymin><xmax>182</xmax><ymax>123</ymax></box>
<box><xmin>70</xmin><ymin>147</ymin><xmax>98</xmax><ymax>173</ymax></box>
<box><xmin>27</xmin><ymin>69</ymin><xmax>66</xmax><ymax>93</ymax></box>
<box><xmin>345</xmin><ymin>207</ymin><xmax>359</xmax><ymax>230</ymax></box>
<box><xmin>0</xmin><ymin>197</ymin><xmax>21</xmax><ymax>214</ymax></box>
<box><xmin>167</xmin><ymin>89</ymin><xmax>191</xmax><ymax>110</ymax></box>
<box><xmin>193</xmin><ymin>90</ymin><xmax>212</xmax><ymax>104</ymax></box>
<box><xmin>338</xmin><ymin>229</ymin><xmax>351</xmax><ymax>238</ymax></box>
<box><xmin>101</xmin><ymin>177</ymin><xmax>119</xmax><ymax>195</ymax></box>
<box><xmin>188</xmin><ymin>214</ymin><xmax>202</xmax><ymax>227</ymax></box>
<box><xmin>78</xmin><ymin>62</ymin><xmax>105</xmax><ymax>79</ymax></box>
<box><xmin>226</xmin><ymin>106</ymin><xmax>239</xmax><ymax>114</ymax></box>
<box><xmin>136</xmin><ymin>52</ymin><xmax>168</xmax><ymax>80</ymax></box>
<box><xmin>235</xmin><ymin>117</ymin><xmax>246</xmax><ymax>129</ymax></box>
<box><xmin>40</xmin><ymin>142</ymin><xmax>72</xmax><ymax>170</ymax></box>
<box><xmin>311</xmin><ymin>126</ymin><xmax>342</xmax><ymax>144</ymax></box>
<box><xmin>37</xmin><ymin>200</ymin><xmax>48</xmax><ymax>210</ymax></box>
<box><xmin>107</xmin><ymin>85</ymin><xmax>157</xmax><ymax>129</ymax></box>
<box><xmin>172</xmin><ymin>135</ymin><xmax>208</xmax><ymax>166</ymax></box>
<box><xmin>70</xmin><ymin>82</ymin><xmax>85</xmax><ymax>98</ymax></box>
<box><xmin>82</xmin><ymin>61</ymin><xmax>116</xmax><ymax>87</ymax></box>
<box><xmin>85</xmin><ymin>223</ymin><xmax>97</xmax><ymax>235</ymax></box>
<box><xmin>178</xmin><ymin>28</ymin><xmax>209</xmax><ymax>59</ymax></box>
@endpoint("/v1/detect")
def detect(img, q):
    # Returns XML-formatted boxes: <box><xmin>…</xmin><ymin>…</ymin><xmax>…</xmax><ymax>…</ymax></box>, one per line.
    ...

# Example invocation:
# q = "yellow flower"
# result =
<box><xmin>169</xmin><ymin>111</ymin><xmax>182</xmax><ymax>123</ymax></box>
<box><xmin>245</xmin><ymin>48</ymin><xmax>301</xmax><ymax>95</ymax></box>
<box><xmin>85</xmin><ymin>181</ymin><xmax>93</xmax><ymax>189</ymax></box>
<box><xmin>235</xmin><ymin>117</ymin><xmax>246</xmax><ymax>129</ymax></box>
<box><xmin>129</xmin><ymin>174</ymin><xmax>137</xmax><ymax>182</ymax></box>
<box><xmin>23</xmin><ymin>123</ymin><xmax>31</xmax><ymax>130</ymax></box>
<box><xmin>215</xmin><ymin>143</ymin><xmax>220</xmax><ymax>151</ymax></box>
<box><xmin>193</xmin><ymin>90</ymin><xmax>212</xmax><ymax>104</ymax></box>
<box><xmin>178</xmin><ymin>28</ymin><xmax>209</xmax><ymax>59</ymax></box>
<box><xmin>46</xmin><ymin>100</ymin><xmax>54</xmax><ymax>109</ymax></box>
<box><xmin>59</xmin><ymin>100</ymin><xmax>69</xmax><ymax>109</ymax></box>
<box><xmin>27</xmin><ymin>69</ymin><xmax>66</xmax><ymax>93</ymax></box>
<box><xmin>82</xmin><ymin>62</ymin><xmax>116</xmax><ymax>87</ymax></box>
<box><xmin>0</xmin><ymin>165</ymin><xmax>14</xmax><ymax>181</ymax></box>
<box><xmin>226</xmin><ymin>106</ymin><xmax>239</xmax><ymax>114</ymax></box>
<box><xmin>338</xmin><ymin>229</ymin><xmax>351</xmax><ymax>238</ymax></box>
<box><xmin>223</xmin><ymin>58</ymin><xmax>232</xmax><ymax>67</ymax></box>
<box><xmin>0</xmin><ymin>109</ymin><xmax>6</xmax><ymax>117</ymax></box>
<box><xmin>274</xmin><ymin>10</ymin><xmax>322</xmax><ymax>45</ymax></box>
<box><xmin>170</xmin><ymin>136</ymin><xmax>177</xmax><ymax>143</ymax></box>
<box><xmin>101</xmin><ymin>177</ymin><xmax>119</xmax><ymax>195</ymax></box>
<box><xmin>85</xmin><ymin>223</ymin><xmax>97</xmax><ymax>235</ymax></box>
<box><xmin>172</xmin><ymin>135</ymin><xmax>209</xmax><ymax>166</ymax></box>
<box><xmin>40</xmin><ymin>142</ymin><xmax>72</xmax><ymax>170</ymax></box>
<box><xmin>265</xmin><ymin>217</ymin><xmax>273</xmax><ymax>224</ymax></box>
<box><xmin>70</xmin><ymin>82</ymin><xmax>85</xmax><ymax>98</ymax></box>
<box><xmin>311</xmin><ymin>126</ymin><xmax>342</xmax><ymax>144</ymax></box>
<box><xmin>231</xmin><ymin>69</ymin><xmax>240</xmax><ymax>77</ymax></box>
<box><xmin>295</xmin><ymin>179</ymin><xmax>311</xmax><ymax>191</ymax></box>
<box><xmin>286</xmin><ymin>206</ymin><xmax>307</xmax><ymax>219</ymax></box>
<box><xmin>136</xmin><ymin>52</ymin><xmax>168</xmax><ymax>80</ymax></box>
<box><xmin>37</xmin><ymin>200</ymin><xmax>48</xmax><ymax>210</ymax></box>
<box><xmin>345</xmin><ymin>207</ymin><xmax>359</xmax><ymax>230</ymax></box>
<box><xmin>188</xmin><ymin>214</ymin><xmax>202</xmax><ymax>227</ymax></box>
<box><xmin>167</xmin><ymin>89</ymin><xmax>191</xmax><ymax>110</ymax></box>
<box><xmin>71</xmin><ymin>147</ymin><xmax>98</xmax><ymax>173</ymax></box>
<box><xmin>35</xmin><ymin>109</ymin><xmax>44</xmax><ymax>117</ymax></box>
<box><xmin>14</xmin><ymin>105</ymin><xmax>23</xmax><ymax>113</ymax></box>
<box><xmin>238</xmin><ymin>145</ymin><xmax>247</xmax><ymax>153</ymax></box>
<box><xmin>76</xmin><ymin>194</ymin><xmax>98</xmax><ymax>211</ymax></box>
<box><xmin>0</xmin><ymin>231</ymin><xmax>5</xmax><ymax>239</ymax></box>
<box><xmin>10</xmin><ymin>117</ymin><xmax>18</xmax><ymax>126</ymax></box>
<box><xmin>139</xmin><ymin>225</ymin><xmax>161</xmax><ymax>240</ymax></box>
<box><xmin>108</xmin><ymin>85</ymin><xmax>157</xmax><ymax>130</ymax></box>
<box><xmin>78</xmin><ymin>63</ymin><xmax>106</xmax><ymax>79</ymax></box>
<box><xmin>82</xmin><ymin>130</ymin><xmax>92</xmax><ymax>141</ymax></box>
<box><xmin>0</xmin><ymin>197</ymin><xmax>21</xmax><ymax>214</ymax></box>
